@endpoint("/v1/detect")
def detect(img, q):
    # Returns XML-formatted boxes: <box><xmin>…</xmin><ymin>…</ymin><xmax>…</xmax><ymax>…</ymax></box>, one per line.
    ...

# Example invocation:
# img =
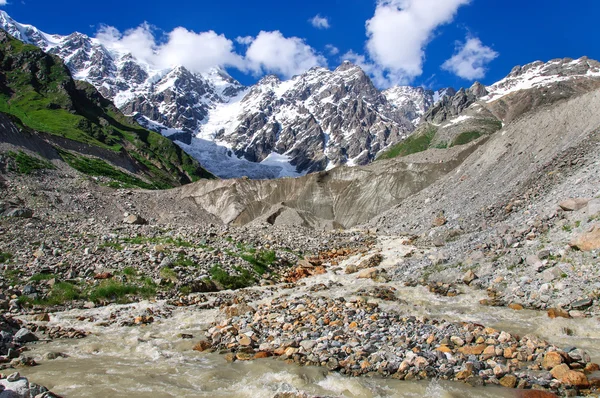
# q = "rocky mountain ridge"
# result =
<box><xmin>0</xmin><ymin>11</ymin><xmax>454</xmax><ymax>177</ymax></box>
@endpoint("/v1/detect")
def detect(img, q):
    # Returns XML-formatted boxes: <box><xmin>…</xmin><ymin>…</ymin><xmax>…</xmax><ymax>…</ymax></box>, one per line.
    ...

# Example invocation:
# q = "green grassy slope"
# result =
<box><xmin>0</xmin><ymin>30</ymin><xmax>214</xmax><ymax>188</ymax></box>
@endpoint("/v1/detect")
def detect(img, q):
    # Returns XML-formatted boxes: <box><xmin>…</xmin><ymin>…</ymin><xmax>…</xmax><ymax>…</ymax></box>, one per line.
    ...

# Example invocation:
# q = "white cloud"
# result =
<box><xmin>365</xmin><ymin>0</ymin><xmax>471</xmax><ymax>86</ymax></box>
<box><xmin>96</xmin><ymin>25</ymin><xmax>325</xmax><ymax>79</ymax></box>
<box><xmin>245</xmin><ymin>31</ymin><xmax>327</xmax><ymax>78</ymax></box>
<box><xmin>325</xmin><ymin>44</ymin><xmax>339</xmax><ymax>55</ymax></box>
<box><xmin>310</xmin><ymin>15</ymin><xmax>330</xmax><ymax>29</ymax></box>
<box><xmin>236</xmin><ymin>36</ymin><xmax>254</xmax><ymax>45</ymax></box>
<box><xmin>442</xmin><ymin>37</ymin><xmax>498</xmax><ymax>80</ymax></box>
<box><xmin>342</xmin><ymin>51</ymin><xmax>404</xmax><ymax>87</ymax></box>
<box><xmin>0</xmin><ymin>1</ymin><xmax>7</xmax><ymax>5</ymax></box>
<box><xmin>96</xmin><ymin>23</ymin><xmax>245</xmax><ymax>73</ymax></box>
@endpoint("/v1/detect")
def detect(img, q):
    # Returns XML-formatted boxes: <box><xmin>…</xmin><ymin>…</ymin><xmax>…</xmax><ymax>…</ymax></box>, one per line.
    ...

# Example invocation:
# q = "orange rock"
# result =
<box><xmin>94</xmin><ymin>272</ymin><xmax>113</xmax><ymax>280</ymax></box>
<box><xmin>551</xmin><ymin>364</ymin><xmax>589</xmax><ymax>388</ymax></box>
<box><xmin>547</xmin><ymin>308</ymin><xmax>571</xmax><ymax>319</ymax></box>
<box><xmin>349</xmin><ymin>321</ymin><xmax>358</xmax><ymax>329</ymax></box>
<box><xmin>570</xmin><ymin>224</ymin><xmax>600</xmax><ymax>251</ymax></box>
<box><xmin>584</xmin><ymin>362</ymin><xmax>600</xmax><ymax>374</ymax></box>
<box><xmin>456</xmin><ymin>369</ymin><xmax>472</xmax><ymax>380</ymax></box>
<box><xmin>542</xmin><ymin>352</ymin><xmax>563</xmax><ymax>370</ymax></box>
<box><xmin>458</xmin><ymin>344</ymin><xmax>486</xmax><ymax>355</ymax></box>
<box><xmin>514</xmin><ymin>391</ymin><xmax>559</xmax><ymax>398</ymax></box>
<box><xmin>254</xmin><ymin>351</ymin><xmax>270</xmax><ymax>359</ymax></box>
<box><xmin>436</xmin><ymin>345</ymin><xmax>453</xmax><ymax>353</ymax></box>
<box><xmin>508</xmin><ymin>303</ymin><xmax>524</xmax><ymax>311</ymax></box>
<box><xmin>192</xmin><ymin>340</ymin><xmax>211</xmax><ymax>352</ymax></box>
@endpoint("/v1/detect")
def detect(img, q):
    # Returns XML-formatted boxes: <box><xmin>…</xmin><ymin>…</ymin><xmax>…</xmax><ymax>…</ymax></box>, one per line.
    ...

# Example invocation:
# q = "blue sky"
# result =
<box><xmin>3</xmin><ymin>0</ymin><xmax>599</xmax><ymax>90</ymax></box>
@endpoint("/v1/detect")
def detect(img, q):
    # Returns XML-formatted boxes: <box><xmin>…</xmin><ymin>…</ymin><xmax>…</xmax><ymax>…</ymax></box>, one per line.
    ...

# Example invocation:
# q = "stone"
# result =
<box><xmin>542</xmin><ymin>352</ymin><xmax>563</xmax><ymax>370</ymax></box>
<box><xmin>550</xmin><ymin>364</ymin><xmax>589</xmax><ymax>387</ymax></box>
<box><xmin>570</xmin><ymin>298</ymin><xmax>593</xmax><ymax>310</ymax></box>
<box><xmin>458</xmin><ymin>344</ymin><xmax>486</xmax><ymax>355</ymax></box>
<box><xmin>570</xmin><ymin>224</ymin><xmax>600</xmax><ymax>251</ymax></box>
<box><xmin>3</xmin><ymin>208</ymin><xmax>33</xmax><ymax>218</ymax></box>
<box><xmin>193</xmin><ymin>340</ymin><xmax>211</xmax><ymax>352</ymax></box>
<box><xmin>13</xmin><ymin>328</ymin><xmax>38</xmax><ymax>343</ymax></box>
<box><xmin>123</xmin><ymin>214</ymin><xmax>147</xmax><ymax>225</ymax></box>
<box><xmin>357</xmin><ymin>268</ymin><xmax>379</xmax><ymax>279</ymax></box>
<box><xmin>6</xmin><ymin>372</ymin><xmax>20</xmax><ymax>382</ymax></box>
<box><xmin>509</xmin><ymin>303</ymin><xmax>524</xmax><ymax>311</ymax></box>
<box><xmin>500</xmin><ymin>374</ymin><xmax>518</xmax><ymax>388</ymax></box>
<box><xmin>237</xmin><ymin>334</ymin><xmax>252</xmax><ymax>346</ymax></box>
<box><xmin>32</xmin><ymin>313</ymin><xmax>50</xmax><ymax>322</ymax></box>
<box><xmin>525</xmin><ymin>255</ymin><xmax>543</xmax><ymax>271</ymax></box>
<box><xmin>463</xmin><ymin>270</ymin><xmax>477</xmax><ymax>285</ymax></box>
<box><xmin>547</xmin><ymin>308</ymin><xmax>571</xmax><ymax>319</ymax></box>
<box><xmin>559</xmin><ymin>198</ymin><xmax>591</xmax><ymax>212</ymax></box>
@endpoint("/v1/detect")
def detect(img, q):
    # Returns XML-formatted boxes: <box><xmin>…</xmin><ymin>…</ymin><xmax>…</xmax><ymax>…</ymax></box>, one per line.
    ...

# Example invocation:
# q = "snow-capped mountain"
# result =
<box><xmin>0</xmin><ymin>11</ymin><xmax>455</xmax><ymax>177</ymax></box>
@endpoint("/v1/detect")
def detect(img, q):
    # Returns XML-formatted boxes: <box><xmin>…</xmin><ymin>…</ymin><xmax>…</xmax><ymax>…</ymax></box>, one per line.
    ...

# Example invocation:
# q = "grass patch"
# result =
<box><xmin>159</xmin><ymin>267</ymin><xmax>178</xmax><ymax>282</ymax></box>
<box><xmin>99</xmin><ymin>241</ymin><xmax>124</xmax><ymax>251</ymax></box>
<box><xmin>451</xmin><ymin>131</ymin><xmax>483</xmax><ymax>147</ymax></box>
<box><xmin>122</xmin><ymin>267</ymin><xmax>137</xmax><ymax>276</ymax></box>
<box><xmin>121</xmin><ymin>235</ymin><xmax>193</xmax><ymax>247</ymax></box>
<box><xmin>209</xmin><ymin>265</ymin><xmax>255</xmax><ymax>290</ymax></box>
<box><xmin>433</xmin><ymin>142</ymin><xmax>449</xmax><ymax>149</ymax></box>
<box><xmin>6</xmin><ymin>151</ymin><xmax>54</xmax><ymax>174</ymax></box>
<box><xmin>88</xmin><ymin>280</ymin><xmax>155</xmax><ymax>303</ymax></box>
<box><xmin>377</xmin><ymin>127</ymin><xmax>437</xmax><ymax>160</ymax></box>
<box><xmin>30</xmin><ymin>273</ymin><xmax>56</xmax><ymax>282</ymax></box>
<box><xmin>59</xmin><ymin>150</ymin><xmax>159</xmax><ymax>190</ymax></box>
<box><xmin>240</xmin><ymin>250</ymin><xmax>277</xmax><ymax>275</ymax></box>
<box><xmin>0</xmin><ymin>251</ymin><xmax>13</xmax><ymax>263</ymax></box>
<box><xmin>30</xmin><ymin>282</ymin><xmax>81</xmax><ymax>306</ymax></box>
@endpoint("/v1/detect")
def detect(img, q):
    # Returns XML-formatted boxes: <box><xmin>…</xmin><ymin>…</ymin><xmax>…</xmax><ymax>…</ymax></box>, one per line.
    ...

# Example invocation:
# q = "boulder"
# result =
<box><xmin>570</xmin><ymin>224</ymin><xmax>600</xmax><ymax>251</ymax></box>
<box><xmin>559</xmin><ymin>198</ymin><xmax>591</xmax><ymax>211</ymax></box>
<box><xmin>13</xmin><ymin>328</ymin><xmax>38</xmax><ymax>344</ymax></box>
<box><xmin>123</xmin><ymin>214</ymin><xmax>147</xmax><ymax>225</ymax></box>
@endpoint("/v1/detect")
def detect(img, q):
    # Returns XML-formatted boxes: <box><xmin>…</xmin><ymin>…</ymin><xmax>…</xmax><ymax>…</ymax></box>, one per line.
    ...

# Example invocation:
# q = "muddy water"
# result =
<box><xmin>17</xmin><ymin>237</ymin><xmax>600</xmax><ymax>397</ymax></box>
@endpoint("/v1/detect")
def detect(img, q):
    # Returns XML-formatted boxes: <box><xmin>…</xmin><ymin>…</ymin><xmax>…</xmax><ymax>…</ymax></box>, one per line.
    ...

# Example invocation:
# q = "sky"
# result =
<box><xmin>2</xmin><ymin>0</ymin><xmax>599</xmax><ymax>90</ymax></box>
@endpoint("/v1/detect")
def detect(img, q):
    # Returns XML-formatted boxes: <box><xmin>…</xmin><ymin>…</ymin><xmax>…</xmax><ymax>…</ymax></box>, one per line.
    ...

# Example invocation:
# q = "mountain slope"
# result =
<box><xmin>0</xmin><ymin>11</ymin><xmax>455</xmax><ymax>177</ymax></box>
<box><xmin>0</xmin><ymin>29</ymin><xmax>214</xmax><ymax>188</ymax></box>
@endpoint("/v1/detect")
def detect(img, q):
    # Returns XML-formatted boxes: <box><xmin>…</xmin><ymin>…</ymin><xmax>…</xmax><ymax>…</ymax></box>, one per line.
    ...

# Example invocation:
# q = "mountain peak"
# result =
<box><xmin>335</xmin><ymin>60</ymin><xmax>360</xmax><ymax>72</ymax></box>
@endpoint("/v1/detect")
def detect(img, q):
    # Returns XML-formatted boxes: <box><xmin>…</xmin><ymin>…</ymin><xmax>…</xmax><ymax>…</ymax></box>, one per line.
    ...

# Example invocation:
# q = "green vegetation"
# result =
<box><xmin>377</xmin><ymin>127</ymin><xmax>437</xmax><ymax>160</ymax></box>
<box><xmin>451</xmin><ymin>131</ymin><xmax>483</xmax><ymax>147</ymax></box>
<box><xmin>88</xmin><ymin>280</ymin><xmax>155</xmax><ymax>303</ymax></box>
<box><xmin>122</xmin><ymin>235</ymin><xmax>193</xmax><ymax>247</ymax></box>
<box><xmin>0</xmin><ymin>32</ymin><xmax>214</xmax><ymax>188</ymax></box>
<box><xmin>159</xmin><ymin>267</ymin><xmax>178</xmax><ymax>282</ymax></box>
<box><xmin>0</xmin><ymin>251</ymin><xmax>13</xmax><ymax>263</ymax></box>
<box><xmin>209</xmin><ymin>265</ymin><xmax>255</xmax><ymax>290</ymax></box>
<box><xmin>122</xmin><ymin>267</ymin><xmax>137</xmax><ymax>276</ymax></box>
<box><xmin>240</xmin><ymin>250</ymin><xmax>277</xmax><ymax>275</ymax></box>
<box><xmin>31</xmin><ymin>282</ymin><xmax>81</xmax><ymax>306</ymax></box>
<box><xmin>59</xmin><ymin>150</ymin><xmax>160</xmax><ymax>190</ymax></box>
<box><xmin>30</xmin><ymin>273</ymin><xmax>56</xmax><ymax>282</ymax></box>
<box><xmin>433</xmin><ymin>141</ymin><xmax>449</xmax><ymax>149</ymax></box>
<box><xmin>99</xmin><ymin>241</ymin><xmax>124</xmax><ymax>251</ymax></box>
<box><xmin>6</xmin><ymin>151</ymin><xmax>54</xmax><ymax>174</ymax></box>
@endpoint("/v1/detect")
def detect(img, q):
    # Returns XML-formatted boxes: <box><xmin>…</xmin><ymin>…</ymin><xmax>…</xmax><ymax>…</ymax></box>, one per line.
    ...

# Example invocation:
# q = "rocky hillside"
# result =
<box><xmin>0</xmin><ymin>29</ymin><xmax>214</xmax><ymax>189</ymax></box>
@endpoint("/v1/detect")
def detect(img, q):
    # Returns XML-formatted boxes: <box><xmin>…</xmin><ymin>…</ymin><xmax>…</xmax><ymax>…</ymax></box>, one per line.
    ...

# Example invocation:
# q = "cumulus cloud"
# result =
<box><xmin>365</xmin><ymin>0</ymin><xmax>471</xmax><ymax>86</ymax></box>
<box><xmin>325</xmin><ymin>44</ymin><xmax>339</xmax><ymax>55</ymax></box>
<box><xmin>95</xmin><ymin>25</ymin><xmax>325</xmax><ymax>79</ymax></box>
<box><xmin>245</xmin><ymin>31</ymin><xmax>327</xmax><ymax>78</ymax></box>
<box><xmin>442</xmin><ymin>37</ymin><xmax>498</xmax><ymax>80</ymax></box>
<box><xmin>96</xmin><ymin>23</ymin><xmax>245</xmax><ymax>73</ymax></box>
<box><xmin>309</xmin><ymin>15</ymin><xmax>330</xmax><ymax>29</ymax></box>
<box><xmin>0</xmin><ymin>1</ymin><xmax>7</xmax><ymax>5</ymax></box>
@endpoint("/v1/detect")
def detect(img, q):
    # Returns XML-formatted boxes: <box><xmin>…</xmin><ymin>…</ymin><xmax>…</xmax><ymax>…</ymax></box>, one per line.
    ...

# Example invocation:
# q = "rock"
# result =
<box><xmin>559</xmin><ymin>198</ymin><xmax>591</xmax><ymax>211</ymax></box>
<box><xmin>550</xmin><ymin>364</ymin><xmax>589</xmax><ymax>387</ymax></box>
<box><xmin>515</xmin><ymin>391</ymin><xmax>559</xmax><ymax>398</ymax></box>
<box><xmin>526</xmin><ymin>255</ymin><xmax>544</xmax><ymax>271</ymax></box>
<box><xmin>13</xmin><ymin>328</ymin><xmax>38</xmax><ymax>343</ymax></box>
<box><xmin>237</xmin><ymin>334</ymin><xmax>252</xmax><ymax>346</ymax></box>
<box><xmin>570</xmin><ymin>298</ymin><xmax>593</xmax><ymax>310</ymax></box>
<box><xmin>123</xmin><ymin>214</ymin><xmax>147</xmax><ymax>225</ymax></box>
<box><xmin>3</xmin><ymin>208</ymin><xmax>33</xmax><ymax>218</ymax></box>
<box><xmin>432</xmin><ymin>216</ymin><xmax>447</xmax><ymax>227</ymax></box>
<box><xmin>570</xmin><ymin>224</ymin><xmax>600</xmax><ymax>251</ymax></box>
<box><xmin>463</xmin><ymin>270</ymin><xmax>477</xmax><ymax>285</ymax></box>
<box><xmin>32</xmin><ymin>313</ymin><xmax>50</xmax><ymax>322</ymax></box>
<box><xmin>542</xmin><ymin>352</ymin><xmax>563</xmax><ymax>370</ymax></box>
<box><xmin>547</xmin><ymin>308</ymin><xmax>571</xmax><ymax>319</ymax></box>
<box><xmin>509</xmin><ymin>303</ymin><xmax>524</xmax><ymax>311</ymax></box>
<box><xmin>42</xmin><ymin>352</ymin><xmax>67</xmax><ymax>361</ymax></box>
<box><xmin>223</xmin><ymin>304</ymin><xmax>255</xmax><ymax>318</ymax></box>
<box><xmin>357</xmin><ymin>267</ymin><xmax>379</xmax><ymax>279</ymax></box>
<box><xmin>499</xmin><ymin>374</ymin><xmax>518</xmax><ymax>388</ymax></box>
<box><xmin>6</xmin><ymin>372</ymin><xmax>20</xmax><ymax>382</ymax></box>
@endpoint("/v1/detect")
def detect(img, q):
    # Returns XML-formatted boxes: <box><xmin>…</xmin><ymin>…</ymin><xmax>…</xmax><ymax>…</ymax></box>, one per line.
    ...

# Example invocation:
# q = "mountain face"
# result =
<box><xmin>0</xmin><ymin>11</ymin><xmax>454</xmax><ymax>177</ymax></box>
<box><xmin>0</xmin><ymin>29</ymin><xmax>214</xmax><ymax>188</ymax></box>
